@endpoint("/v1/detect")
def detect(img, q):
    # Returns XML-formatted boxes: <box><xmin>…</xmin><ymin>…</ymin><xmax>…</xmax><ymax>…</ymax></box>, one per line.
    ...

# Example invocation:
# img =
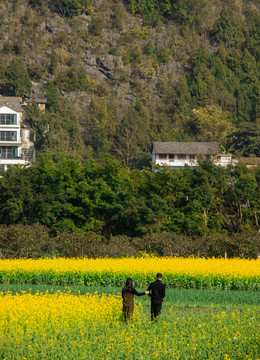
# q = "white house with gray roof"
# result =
<box><xmin>152</xmin><ymin>141</ymin><xmax>235</xmax><ymax>169</ymax></box>
<box><xmin>0</xmin><ymin>97</ymin><xmax>34</xmax><ymax>170</ymax></box>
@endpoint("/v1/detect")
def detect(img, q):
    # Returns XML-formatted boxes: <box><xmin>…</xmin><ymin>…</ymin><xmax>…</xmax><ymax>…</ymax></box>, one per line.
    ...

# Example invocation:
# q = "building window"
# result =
<box><xmin>0</xmin><ymin>114</ymin><xmax>17</xmax><ymax>125</ymax></box>
<box><xmin>38</xmin><ymin>103</ymin><xmax>46</xmax><ymax>112</ymax></box>
<box><xmin>159</xmin><ymin>154</ymin><xmax>167</xmax><ymax>159</ymax></box>
<box><xmin>190</xmin><ymin>154</ymin><xmax>196</xmax><ymax>160</ymax></box>
<box><xmin>0</xmin><ymin>146</ymin><xmax>18</xmax><ymax>159</ymax></box>
<box><xmin>169</xmin><ymin>154</ymin><xmax>174</xmax><ymax>161</ymax></box>
<box><xmin>0</xmin><ymin>131</ymin><xmax>17</xmax><ymax>141</ymax></box>
<box><xmin>178</xmin><ymin>154</ymin><xmax>186</xmax><ymax>159</ymax></box>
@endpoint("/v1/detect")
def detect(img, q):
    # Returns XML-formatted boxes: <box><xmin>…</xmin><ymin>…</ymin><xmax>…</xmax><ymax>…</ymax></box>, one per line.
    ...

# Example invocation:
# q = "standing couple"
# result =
<box><xmin>122</xmin><ymin>273</ymin><xmax>165</xmax><ymax>322</ymax></box>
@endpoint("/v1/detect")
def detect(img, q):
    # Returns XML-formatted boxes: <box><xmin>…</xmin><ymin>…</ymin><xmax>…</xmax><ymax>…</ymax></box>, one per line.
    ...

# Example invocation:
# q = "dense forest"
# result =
<box><xmin>0</xmin><ymin>156</ymin><xmax>259</xmax><ymax>258</ymax></box>
<box><xmin>0</xmin><ymin>0</ymin><xmax>259</xmax><ymax>257</ymax></box>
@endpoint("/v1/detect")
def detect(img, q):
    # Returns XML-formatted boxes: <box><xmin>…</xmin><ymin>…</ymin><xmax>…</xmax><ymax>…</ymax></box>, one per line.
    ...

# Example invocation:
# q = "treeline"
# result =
<box><xmin>0</xmin><ymin>155</ymin><xmax>259</xmax><ymax>258</ymax></box>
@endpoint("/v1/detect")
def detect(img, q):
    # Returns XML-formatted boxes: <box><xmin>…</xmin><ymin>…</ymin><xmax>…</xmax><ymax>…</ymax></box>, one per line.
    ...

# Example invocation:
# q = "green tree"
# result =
<box><xmin>26</xmin><ymin>102</ymin><xmax>51</xmax><ymax>150</ymax></box>
<box><xmin>50</xmin><ymin>49</ymin><xmax>58</xmax><ymax>75</ymax></box>
<box><xmin>174</xmin><ymin>76</ymin><xmax>192</xmax><ymax>115</ymax></box>
<box><xmin>228</xmin><ymin>121</ymin><xmax>260</xmax><ymax>157</ymax></box>
<box><xmin>144</xmin><ymin>41</ymin><xmax>154</xmax><ymax>55</ymax></box>
<box><xmin>217</xmin><ymin>10</ymin><xmax>244</xmax><ymax>47</ymax></box>
<box><xmin>29</xmin><ymin>0</ymin><xmax>45</xmax><ymax>8</ymax></box>
<box><xmin>28</xmin><ymin>155</ymin><xmax>83</xmax><ymax>232</ymax></box>
<box><xmin>45</xmin><ymin>81</ymin><xmax>59</xmax><ymax>113</ymax></box>
<box><xmin>45</xmin><ymin>99</ymin><xmax>84</xmax><ymax>155</ymax></box>
<box><xmin>192</xmin><ymin>105</ymin><xmax>236</xmax><ymax>145</ymax></box>
<box><xmin>55</xmin><ymin>67</ymin><xmax>88</xmax><ymax>91</ymax></box>
<box><xmin>210</xmin><ymin>54</ymin><xmax>239</xmax><ymax>95</ymax></box>
<box><xmin>5</xmin><ymin>59</ymin><xmax>31</xmax><ymax>97</ymax></box>
<box><xmin>191</xmin><ymin>65</ymin><xmax>216</xmax><ymax>106</ymax></box>
<box><xmin>51</xmin><ymin>0</ymin><xmax>91</xmax><ymax>18</ymax></box>
<box><xmin>88</xmin><ymin>96</ymin><xmax>116</xmax><ymax>154</ymax></box>
<box><xmin>113</xmin><ymin>102</ymin><xmax>151</xmax><ymax>168</ymax></box>
<box><xmin>0</xmin><ymin>166</ymin><xmax>36</xmax><ymax>225</ymax></box>
<box><xmin>236</xmin><ymin>88</ymin><xmax>253</xmax><ymax>123</ymax></box>
<box><xmin>186</xmin><ymin>161</ymin><xmax>229</xmax><ymax>234</ymax></box>
<box><xmin>225</xmin><ymin>165</ymin><xmax>258</xmax><ymax>231</ymax></box>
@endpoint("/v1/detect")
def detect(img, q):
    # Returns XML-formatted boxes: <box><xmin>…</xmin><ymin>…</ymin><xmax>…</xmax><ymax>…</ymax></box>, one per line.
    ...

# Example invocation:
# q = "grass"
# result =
<box><xmin>1</xmin><ymin>283</ymin><xmax>259</xmax><ymax>310</ymax></box>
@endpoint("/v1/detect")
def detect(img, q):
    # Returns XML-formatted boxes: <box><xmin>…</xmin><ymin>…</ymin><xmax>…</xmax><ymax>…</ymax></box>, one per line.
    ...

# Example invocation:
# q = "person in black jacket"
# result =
<box><xmin>122</xmin><ymin>278</ymin><xmax>149</xmax><ymax>322</ymax></box>
<box><xmin>147</xmin><ymin>273</ymin><xmax>166</xmax><ymax>320</ymax></box>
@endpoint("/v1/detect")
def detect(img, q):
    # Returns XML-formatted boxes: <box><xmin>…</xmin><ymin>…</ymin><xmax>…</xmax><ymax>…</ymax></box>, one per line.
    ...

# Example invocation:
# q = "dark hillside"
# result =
<box><xmin>0</xmin><ymin>0</ymin><xmax>259</xmax><ymax>166</ymax></box>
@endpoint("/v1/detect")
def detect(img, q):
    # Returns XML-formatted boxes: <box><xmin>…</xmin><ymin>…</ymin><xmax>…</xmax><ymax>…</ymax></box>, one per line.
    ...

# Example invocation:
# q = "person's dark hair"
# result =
<box><xmin>124</xmin><ymin>278</ymin><xmax>133</xmax><ymax>291</ymax></box>
<box><xmin>156</xmin><ymin>273</ymin><xmax>163</xmax><ymax>279</ymax></box>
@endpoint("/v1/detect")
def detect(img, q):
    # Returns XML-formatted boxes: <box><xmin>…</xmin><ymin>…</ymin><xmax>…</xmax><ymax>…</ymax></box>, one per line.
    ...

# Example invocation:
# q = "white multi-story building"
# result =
<box><xmin>152</xmin><ymin>141</ymin><xmax>236</xmax><ymax>169</ymax></box>
<box><xmin>0</xmin><ymin>97</ymin><xmax>34</xmax><ymax>170</ymax></box>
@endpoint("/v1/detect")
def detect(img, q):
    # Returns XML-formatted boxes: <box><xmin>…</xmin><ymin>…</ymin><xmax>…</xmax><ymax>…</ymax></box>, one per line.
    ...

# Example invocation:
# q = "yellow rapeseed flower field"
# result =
<box><xmin>0</xmin><ymin>291</ymin><xmax>122</xmax><ymax>328</ymax></box>
<box><xmin>0</xmin><ymin>290</ymin><xmax>259</xmax><ymax>359</ymax></box>
<box><xmin>1</xmin><ymin>257</ymin><xmax>259</xmax><ymax>275</ymax></box>
<box><xmin>0</xmin><ymin>257</ymin><xmax>259</xmax><ymax>289</ymax></box>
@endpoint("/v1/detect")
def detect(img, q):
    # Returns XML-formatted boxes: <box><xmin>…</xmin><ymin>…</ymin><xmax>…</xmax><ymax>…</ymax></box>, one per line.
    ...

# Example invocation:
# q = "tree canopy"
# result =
<box><xmin>0</xmin><ymin>155</ymin><xmax>258</xmax><ymax>238</ymax></box>
<box><xmin>5</xmin><ymin>59</ymin><xmax>31</xmax><ymax>97</ymax></box>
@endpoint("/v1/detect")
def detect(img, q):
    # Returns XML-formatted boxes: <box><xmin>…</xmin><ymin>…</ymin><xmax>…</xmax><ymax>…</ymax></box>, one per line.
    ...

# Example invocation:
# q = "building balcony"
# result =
<box><xmin>0</xmin><ymin>158</ymin><xmax>27</xmax><ymax>166</ymax></box>
<box><xmin>0</xmin><ymin>140</ymin><xmax>22</xmax><ymax>146</ymax></box>
<box><xmin>0</xmin><ymin>124</ymin><xmax>19</xmax><ymax>128</ymax></box>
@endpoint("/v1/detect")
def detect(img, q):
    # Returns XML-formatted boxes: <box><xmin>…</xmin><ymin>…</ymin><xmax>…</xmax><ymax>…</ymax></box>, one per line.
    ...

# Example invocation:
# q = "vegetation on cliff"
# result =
<box><xmin>0</xmin><ymin>0</ymin><xmax>259</xmax><ymax>166</ymax></box>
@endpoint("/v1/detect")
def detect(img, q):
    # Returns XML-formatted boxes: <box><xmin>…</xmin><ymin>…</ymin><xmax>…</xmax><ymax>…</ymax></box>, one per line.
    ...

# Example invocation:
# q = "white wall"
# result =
<box><xmin>154</xmin><ymin>154</ymin><xmax>198</xmax><ymax>168</ymax></box>
<box><xmin>153</xmin><ymin>153</ymin><xmax>235</xmax><ymax>168</ymax></box>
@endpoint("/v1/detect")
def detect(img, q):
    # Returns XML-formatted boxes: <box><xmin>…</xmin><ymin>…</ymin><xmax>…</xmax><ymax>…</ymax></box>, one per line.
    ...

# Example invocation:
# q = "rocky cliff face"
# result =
<box><xmin>0</xmin><ymin>1</ymin><xmax>188</xmax><ymax>112</ymax></box>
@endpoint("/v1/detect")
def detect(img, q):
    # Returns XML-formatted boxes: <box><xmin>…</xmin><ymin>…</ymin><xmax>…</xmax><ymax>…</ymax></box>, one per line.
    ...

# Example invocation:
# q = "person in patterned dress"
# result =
<box><xmin>122</xmin><ymin>278</ymin><xmax>149</xmax><ymax>322</ymax></box>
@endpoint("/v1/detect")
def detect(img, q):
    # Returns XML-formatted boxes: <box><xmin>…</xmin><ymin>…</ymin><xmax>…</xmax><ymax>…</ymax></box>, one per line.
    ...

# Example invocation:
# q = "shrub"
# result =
<box><xmin>27</xmin><ymin>63</ymin><xmax>46</xmax><ymax>81</ymax></box>
<box><xmin>88</xmin><ymin>14</ymin><xmax>104</xmax><ymax>36</ymax></box>
<box><xmin>55</xmin><ymin>67</ymin><xmax>88</xmax><ymax>91</ymax></box>
<box><xmin>0</xmin><ymin>223</ymin><xmax>53</xmax><ymax>259</ymax></box>
<box><xmin>156</xmin><ymin>49</ymin><xmax>170</xmax><ymax>65</ymax></box>
<box><xmin>2</xmin><ymin>42</ymin><xmax>12</xmax><ymax>54</ymax></box>
<box><xmin>54</xmin><ymin>231</ymin><xmax>103</xmax><ymax>258</ymax></box>
<box><xmin>144</xmin><ymin>41</ymin><xmax>154</xmax><ymax>56</ymax></box>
